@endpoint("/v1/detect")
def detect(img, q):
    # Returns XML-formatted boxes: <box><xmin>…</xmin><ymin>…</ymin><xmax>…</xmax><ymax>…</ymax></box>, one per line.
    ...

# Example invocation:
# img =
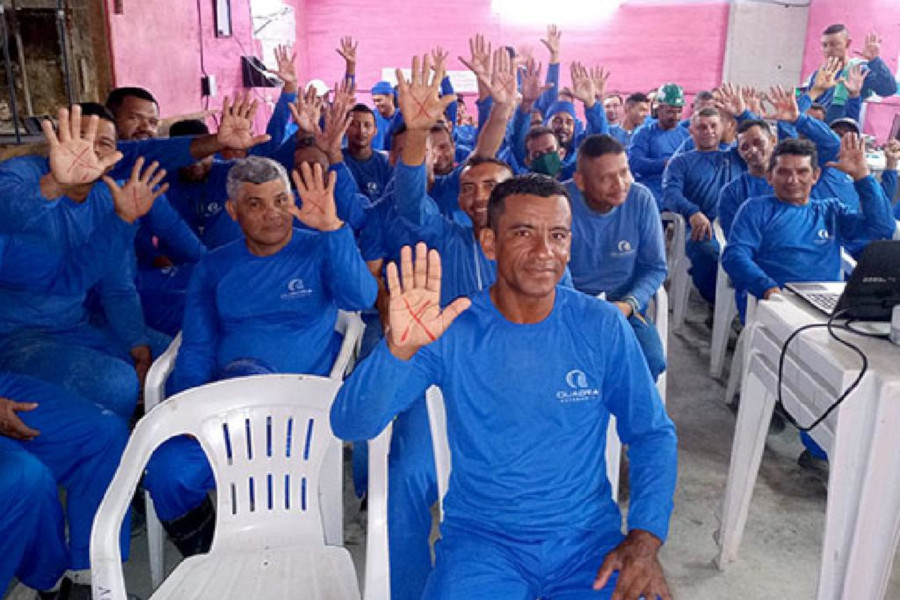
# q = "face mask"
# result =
<box><xmin>531</xmin><ymin>151</ymin><xmax>562</xmax><ymax>177</ymax></box>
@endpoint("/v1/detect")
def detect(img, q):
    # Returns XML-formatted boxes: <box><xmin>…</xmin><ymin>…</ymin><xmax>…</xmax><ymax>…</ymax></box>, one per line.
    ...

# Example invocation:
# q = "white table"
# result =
<box><xmin>715</xmin><ymin>293</ymin><xmax>900</xmax><ymax>600</ymax></box>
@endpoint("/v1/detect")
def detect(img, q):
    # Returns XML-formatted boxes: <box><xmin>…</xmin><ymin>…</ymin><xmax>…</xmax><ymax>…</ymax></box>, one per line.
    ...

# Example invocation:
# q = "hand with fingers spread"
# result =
<box><xmin>884</xmin><ymin>139</ymin><xmax>900</xmax><ymax>171</ymax></box>
<box><xmin>268</xmin><ymin>44</ymin><xmax>298</xmax><ymax>93</ymax></box>
<box><xmin>397</xmin><ymin>54</ymin><xmax>456</xmax><ymax>131</ymax></box>
<box><xmin>332</xmin><ymin>77</ymin><xmax>357</xmax><ymax>109</ymax></box>
<box><xmin>0</xmin><ymin>397</ymin><xmax>40</xmax><ymax>441</ymax></box>
<box><xmin>459</xmin><ymin>34</ymin><xmax>493</xmax><ymax>90</ymax></box>
<box><xmin>712</xmin><ymin>83</ymin><xmax>746</xmax><ymax>118</ymax></box>
<box><xmin>289</xmin><ymin>162</ymin><xmax>343</xmax><ymax>232</ymax></box>
<box><xmin>315</xmin><ymin>96</ymin><xmax>353</xmax><ymax>164</ymax></box>
<box><xmin>594</xmin><ymin>530</ymin><xmax>672</xmax><ymax>600</ymax></box>
<box><xmin>479</xmin><ymin>47</ymin><xmax>516</xmax><ymax>107</ymax></box>
<box><xmin>857</xmin><ymin>32</ymin><xmax>882</xmax><ymax>62</ymax></box>
<box><xmin>810</xmin><ymin>57</ymin><xmax>842</xmax><ymax>97</ymax></box>
<box><xmin>763</xmin><ymin>85</ymin><xmax>800</xmax><ymax>123</ymax></box>
<box><xmin>590</xmin><ymin>65</ymin><xmax>610</xmax><ymax>102</ymax></box>
<box><xmin>840</xmin><ymin>62</ymin><xmax>870</xmax><ymax>99</ymax></box>
<box><xmin>825</xmin><ymin>132</ymin><xmax>870</xmax><ymax>181</ymax></box>
<box><xmin>290</xmin><ymin>86</ymin><xmax>324</xmax><ymax>136</ymax></box>
<box><xmin>385</xmin><ymin>243</ymin><xmax>471</xmax><ymax>361</ymax></box>
<box><xmin>217</xmin><ymin>94</ymin><xmax>272</xmax><ymax>150</ymax></box>
<box><xmin>520</xmin><ymin>58</ymin><xmax>553</xmax><ymax>107</ymax></box>
<box><xmin>43</xmin><ymin>105</ymin><xmax>123</xmax><ymax>189</ymax></box>
<box><xmin>102</xmin><ymin>156</ymin><xmax>169</xmax><ymax>224</ymax></box>
<box><xmin>336</xmin><ymin>35</ymin><xmax>358</xmax><ymax>65</ymax></box>
<box><xmin>569</xmin><ymin>62</ymin><xmax>600</xmax><ymax>108</ymax></box>
<box><xmin>541</xmin><ymin>24</ymin><xmax>562</xmax><ymax>64</ymax></box>
<box><xmin>742</xmin><ymin>86</ymin><xmax>764</xmax><ymax>117</ymax></box>
<box><xmin>430</xmin><ymin>46</ymin><xmax>449</xmax><ymax>74</ymax></box>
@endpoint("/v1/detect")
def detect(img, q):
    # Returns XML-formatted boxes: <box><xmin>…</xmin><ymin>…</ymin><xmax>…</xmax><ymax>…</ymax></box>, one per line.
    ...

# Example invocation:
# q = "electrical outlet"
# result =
<box><xmin>201</xmin><ymin>75</ymin><xmax>217</xmax><ymax>97</ymax></box>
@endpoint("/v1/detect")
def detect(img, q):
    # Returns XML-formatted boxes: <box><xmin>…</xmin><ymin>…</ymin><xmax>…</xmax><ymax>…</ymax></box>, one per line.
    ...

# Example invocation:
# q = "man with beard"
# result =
<box><xmin>343</xmin><ymin>103</ymin><xmax>393</xmax><ymax>202</ymax></box>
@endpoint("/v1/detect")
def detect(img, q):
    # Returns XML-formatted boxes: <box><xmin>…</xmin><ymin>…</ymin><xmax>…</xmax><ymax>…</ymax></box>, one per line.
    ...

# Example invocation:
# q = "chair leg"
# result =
<box><xmin>671</xmin><ymin>259</ymin><xmax>691</xmax><ymax>331</ymax></box>
<box><xmin>605</xmin><ymin>418</ymin><xmax>621</xmax><ymax>504</ymax></box>
<box><xmin>146</xmin><ymin>492</ymin><xmax>165</xmax><ymax>590</ymax></box>
<box><xmin>710</xmin><ymin>291</ymin><xmax>736</xmax><ymax>379</ymax></box>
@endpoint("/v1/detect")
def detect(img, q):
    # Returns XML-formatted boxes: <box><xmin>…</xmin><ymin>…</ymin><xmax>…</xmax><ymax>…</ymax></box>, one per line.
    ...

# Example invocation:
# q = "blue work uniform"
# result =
<box><xmin>331</xmin><ymin>287</ymin><xmax>678</xmax><ymax>600</ymax></box>
<box><xmin>628</xmin><ymin>122</ymin><xmax>691</xmax><ymax>205</ymax></box>
<box><xmin>662</xmin><ymin>147</ymin><xmax>746</xmax><ymax>303</ymax></box>
<box><xmin>342</xmin><ymin>148</ymin><xmax>393</xmax><ymax>202</ymax></box>
<box><xmin>0</xmin><ymin>373</ymin><xmax>129</xmax><ymax>591</ymax></box>
<box><xmin>0</xmin><ymin>156</ymin><xmax>162</xmax><ymax>418</ymax></box>
<box><xmin>805</xmin><ymin>56</ymin><xmax>897</xmax><ymax>123</ymax></box>
<box><xmin>145</xmin><ymin>224</ymin><xmax>376</xmax><ymax>522</ymax></box>
<box><xmin>566</xmin><ymin>181</ymin><xmax>668</xmax><ymax>379</ymax></box>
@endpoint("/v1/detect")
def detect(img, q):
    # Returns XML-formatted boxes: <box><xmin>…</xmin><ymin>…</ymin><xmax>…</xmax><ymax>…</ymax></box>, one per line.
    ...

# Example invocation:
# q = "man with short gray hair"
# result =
<box><xmin>143</xmin><ymin>156</ymin><xmax>376</xmax><ymax>558</ymax></box>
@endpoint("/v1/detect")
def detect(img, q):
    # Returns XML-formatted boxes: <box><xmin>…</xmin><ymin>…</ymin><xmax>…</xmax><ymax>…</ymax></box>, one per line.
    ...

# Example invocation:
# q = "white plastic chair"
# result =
<box><xmin>893</xmin><ymin>219</ymin><xmax>900</xmax><ymax>241</ymax></box>
<box><xmin>661</xmin><ymin>212</ymin><xmax>691</xmax><ymax>331</ymax></box>
<box><xmin>603</xmin><ymin>288</ymin><xmax>668</xmax><ymax>503</ymax></box>
<box><xmin>92</xmin><ymin>374</ymin><xmax>389</xmax><ymax>600</ymax></box>
<box><xmin>709</xmin><ymin>220</ymin><xmax>736</xmax><ymax>379</ymax></box>
<box><xmin>142</xmin><ymin>311</ymin><xmax>365</xmax><ymax>591</ymax></box>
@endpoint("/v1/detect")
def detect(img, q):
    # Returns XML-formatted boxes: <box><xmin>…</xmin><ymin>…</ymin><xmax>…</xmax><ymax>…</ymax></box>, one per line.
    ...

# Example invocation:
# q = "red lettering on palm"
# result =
<box><xmin>400</xmin><ymin>297</ymin><xmax>437</xmax><ymax>342</ymax></box>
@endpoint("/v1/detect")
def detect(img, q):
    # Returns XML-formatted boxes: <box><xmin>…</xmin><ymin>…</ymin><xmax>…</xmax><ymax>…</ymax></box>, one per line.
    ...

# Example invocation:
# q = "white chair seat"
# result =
<box><xmin>149</xmin><ymin>546</ymin><xmax>360</xmax><ymax>600</ymax></box>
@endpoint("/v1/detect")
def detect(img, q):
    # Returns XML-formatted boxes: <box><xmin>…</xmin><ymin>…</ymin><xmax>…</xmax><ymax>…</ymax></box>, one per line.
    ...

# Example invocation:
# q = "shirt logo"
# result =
<box><xmin>612</xmin><ymin>239</ymin><xmax>636</xmax><ymax>257</ymax></box>
<box><xmin>815</xmin><ymin>228</ymin><xmax>832</xmax><ymax>245</ymax></box>
<box><xmin>367</xmin><ymin>181</ymin><xmax>380</xmax><ymax>196</ymax></box>
<box><xmin>557</xmin><ymin>369</ymin><xmax>601</xmax><ymax>403</ymax></box>
<box><xmin>281</xmin><ymin>277</ymin><xmax>313</xmax><ymax>299</ymax></box>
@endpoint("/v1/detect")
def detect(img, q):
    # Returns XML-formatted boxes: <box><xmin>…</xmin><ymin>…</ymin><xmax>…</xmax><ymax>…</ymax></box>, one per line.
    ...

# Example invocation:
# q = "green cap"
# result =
<box><xmin>657</xmin><ymin>83</ymin><xmax>685</xmax><ymax>107</ymax></box>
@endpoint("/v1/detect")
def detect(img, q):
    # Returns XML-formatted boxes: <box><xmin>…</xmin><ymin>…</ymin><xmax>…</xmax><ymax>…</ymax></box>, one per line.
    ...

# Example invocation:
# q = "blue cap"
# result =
<box><xmin>546</xmin><ymin>101</ymin><xmax>577</xmax><ymax>120</ymax></box>
<box><xmin>371</xmin><ymin>81</ymin><xmax>394</xmax><ymax>96</ymax></box>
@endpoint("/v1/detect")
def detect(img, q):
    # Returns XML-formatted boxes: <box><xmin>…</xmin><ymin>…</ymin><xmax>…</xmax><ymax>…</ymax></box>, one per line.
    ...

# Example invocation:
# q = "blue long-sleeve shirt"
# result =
<box><xmin>566</xmin><ymin>181</ymin><xmax>667</xmax><ymax>308</ymax></box>
<box><xmin>109</xmin><ymin>137</ymin><xmax>196</xmax><ymax>181</ymax></box>
<box><xmin>662</xmin><ymin>147</ymin><xmax>746</xmax><ymax>219</ymax></box>
<box><xmin>718</xmin><ymin>173</ymin><xmax>772</xmax><ymax>239</ymax></box>
<box><xmin>722</xmin><ymin>176</ymin><xmax>895</xmax><ymax>299</ymax></box>
<box><xmin>134</xmin><ymin>193</ymin><xmax>206</xmax><ymax>268</ymax></box>
<box><xmin>0</xmin><ymin>156</ymin><xmax>147</xmax><ymax>348</ymax></box>
<box><xmin>628</xmin><ymin>122</ymin><xmax>691</xmax><ymax>202</ymax></box>
<box><xmin>164</xmin><ymin>161</ymin><xmax>242</xmax><ymax>250</ymax></box>
<box><xmin>806</xmin><ymin>56</ymin><xmax>897</xmax><ymax>114</ymax></box>
<box><xmin>249</xmin><ymin>91</ymin><xmax>298</xmax><ymax>158</ymax></box>
<box><xmin>331</xmin><ymin>287</ymin><xmax>677</xmax><ymax>542</ymax></box>
<box><xmin>169</xmin><ymin>225</ymin><xmax>376</xmax><ymax>393</ymax></box>
<box><xmin>341</xmin><ymin>148</ymin><xmax>393</xmax><ymax>202</ymax></box>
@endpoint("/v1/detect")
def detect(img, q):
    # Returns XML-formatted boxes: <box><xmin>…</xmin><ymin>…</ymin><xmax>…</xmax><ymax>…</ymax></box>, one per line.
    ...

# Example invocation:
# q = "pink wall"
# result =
<box><xmin>303</xmin><ymin>0</ymin><xmax>730</xmax><ymax>101</ymax></box>
<box><xmin>802</xmin><ymin>0</ymin><xmax>900</xmax><ymax>141</ymax></box>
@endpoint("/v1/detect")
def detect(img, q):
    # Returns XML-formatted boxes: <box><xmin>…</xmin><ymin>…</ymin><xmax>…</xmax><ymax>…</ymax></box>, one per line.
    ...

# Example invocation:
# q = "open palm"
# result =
<box><xmin>397</xmin><ymin>55</ymin><xmax>454</xmax><ymax>131</ymax></box>
<box><xmin>217</xmin><ymin>94</ymin><xmax>271</xmax><ymax>150</ymax></box>
<box><xmin>43</xmin><ymin>106</ymin><xmax>121</xmax><ymax>186</ymax></box>
<box><xmin>386</xmin><ymin>244</ymin><xmax>470</xmax><ymax>360</ymax></box>
<box><xmin>102</xmin><ymin>157</ymin><xmax>169</xmax><ymax>224</ymax></box>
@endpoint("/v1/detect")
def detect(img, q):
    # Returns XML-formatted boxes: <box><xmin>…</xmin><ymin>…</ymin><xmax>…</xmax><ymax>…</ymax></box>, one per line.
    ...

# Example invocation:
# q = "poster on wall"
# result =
<box><xmin>250</xmin><ymin>0</ymin><xmax>296</xmax><ymax>66</ymax></box>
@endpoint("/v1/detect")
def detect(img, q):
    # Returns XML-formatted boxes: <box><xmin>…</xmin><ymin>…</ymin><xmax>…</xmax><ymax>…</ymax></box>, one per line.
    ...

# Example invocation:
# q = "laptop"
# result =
<box><xmin>785</xmin><ymin>240</ymin><xmax>900</xmax><ymax>321</ymax></box>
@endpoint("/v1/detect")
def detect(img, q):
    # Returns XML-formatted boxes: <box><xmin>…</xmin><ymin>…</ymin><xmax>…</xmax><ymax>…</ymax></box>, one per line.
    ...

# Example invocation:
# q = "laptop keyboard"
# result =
<box><xmin>806</xmin><ymin>292</ymin><xmax>839</xmax><ymax>313</ymax></box>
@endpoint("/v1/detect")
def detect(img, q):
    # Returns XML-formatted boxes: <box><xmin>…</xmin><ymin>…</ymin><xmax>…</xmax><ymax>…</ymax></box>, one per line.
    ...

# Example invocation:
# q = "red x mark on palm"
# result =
<box><xmin>64</xmin><ymin>146</ymin><xmax>101</xmax><ymax>182</ymax></box>
<box><xmin>409</xmin><ymin>92</ymin><xmax>437</xmax><ymax>122</ymax></box>
<box><xmin>400</xmin><ymin>297</ymin><xmax>437</xmax><ymax>342</ymax></box>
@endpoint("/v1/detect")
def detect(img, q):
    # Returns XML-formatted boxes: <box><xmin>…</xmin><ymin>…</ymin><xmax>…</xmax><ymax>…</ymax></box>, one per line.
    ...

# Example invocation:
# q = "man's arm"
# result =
<box><xmin>661</xmin><ymin>155</ymin><xmax>698</xmax><ymax>218</ymax></box>
<box><xmin>765</xmin><ymin>86</ymin><xmax>840</xmax><ymax>167</ymax></box>
<box><xmin>628</xmin><ymin>195</ymin><xmax>668</xmax><ymax>308</ymax></box>
<box><xmin>570</xmin><ymin>62</ymin><xmax>609</xmax><ymax>136</ymax></box>
<box><xmin>628</xmin><ymin>126</ymin><xmax>667</xmax><ymax>177</ymax></box>
<box><xmin>721</xmin><ymin>202</ymin><xmax>780</xmax><ymax>299</ymax></box>
<box><xmin>534</xmin><ymin>25</ymin><xmax>562</xmax><ymax>115</ymax></box>
<box><xmin>856</xmin><ymin>34</ymin><xmax>898</xmax><ymax>99</ymax></box>
<box><xmin>321</xmin><ymin>225</ymin><xmax>378</xmax><ymax>311</ymax></box>
<box><xmin>168</xmin><ymin>260</ymin><xmax>219</xmax><ymax>395</ymax></box>
<box><xmin>594</xmin><ymin>306</ymin><xmax>676</xmax><ymax>599</ymax></box>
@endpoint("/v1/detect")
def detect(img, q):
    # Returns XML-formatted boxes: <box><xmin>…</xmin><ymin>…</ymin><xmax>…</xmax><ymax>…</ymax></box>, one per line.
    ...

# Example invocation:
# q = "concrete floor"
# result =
<box><xmin>6</xmin><ymin>294</ymin><xmax>900</xmax><ymax>599</ymax></box>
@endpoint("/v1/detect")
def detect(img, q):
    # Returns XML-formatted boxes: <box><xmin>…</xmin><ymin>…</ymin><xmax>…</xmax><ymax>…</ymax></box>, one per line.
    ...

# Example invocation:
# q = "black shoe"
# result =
<box><xmin>160</xmin><ymin>495</ymin><xmax>216</xmax><ymax>557</ymax></box>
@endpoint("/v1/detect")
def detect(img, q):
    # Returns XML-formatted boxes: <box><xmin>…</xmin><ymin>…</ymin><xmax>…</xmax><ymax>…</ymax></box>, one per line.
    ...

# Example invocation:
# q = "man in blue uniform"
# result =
<box><xmin>629</xmin><ymin>83</ymin><xmax>691</xmax><ymax>205</ymax></box>
<box><xmin>662</xmin><ymin>107</ymin><xmax>746</xmax><ymax>304</ymax></box>
<box><xmin>609</xmin><ymin>93</ymin><xmax>651</xmax><ymax>149</ymax></box>
<box><xmin>0</xmin><ymin>373</ymin><xmax>130</xmax><ymax>600</ymax></box>
<box><xmin>0</xmin><ymin>104</ymin><xmax>170</xmax><ymax>420</ymax></box>
<box><xmin>568</xmin><ymin>135</ymin><xmax>667</xmax><ymax>380</ymax></box>
<box><xmin>343</xmin><ymin>103</ymin><xmax>393</xmax><ymax>202</ymax></box>
<box><xmin>332</xmin><ymin>173</ymin><xmax>677</xmax><ymax>600</ymax></box>
<box><xmin>371</xmin><ymin>80</ymin><xmax>400</xmax><ymax>151</ymax></box>
<box><xmin>144</xmin><ymin>157</ymin><xmax>376</xmax><ymax>558</ymax></box>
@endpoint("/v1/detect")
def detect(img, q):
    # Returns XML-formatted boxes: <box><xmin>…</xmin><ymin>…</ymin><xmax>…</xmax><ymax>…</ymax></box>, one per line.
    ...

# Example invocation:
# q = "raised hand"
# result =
<box><xmin>713</xmin><ymin>83</ymin><xmax>746</xmax><ymax>117</ymax></box>
<box><xmin>217</xmin><ymin>94</ymin><xmax>271</xmax><ymax>150</ymax></box>
<box><xmin>477</xmin><ymin>48</ymin><xmax>516</xmax><ymax>107</ymax></box>
<box><xmin>811</xmin><ymin>57</ymin><xmax>842</xmax><ymax>96</ymax></box>
<box><xmin>884</xmin><ymin>139</ymin><xmax>900</xmax><ymax>170</ymax></box>
<box><xmin>762</xmin><ymin>85</ymin><xmax>799</xmax><ymax>123</ymax></box>
<box><xmin>102</xmin><ymin>156</ymin><xmax>169</xmax><ymax>224</ymax></box>
<box><xmin>825</xmin><ymin>132</ymin><xmax>870</xmax><ymax>181</ymax></box>
<box><xmin>288</xmin><ymin>161</ymin><xmax>343</xmax><ymax>232</ymax></box>
<box><xmin>459</xmin><ymin>34</ymin><xmax>492</xmax><ymax>84</ymax></box>
<box><xmin>570</xmin><ymin>61</ymin><xmax>597</xmax><ymax>107</ymax></box>
<box><xmin>856</xmin><ymin>32</ymin><xmax>882</xmax><ymax>62</ymax></box>
<box><xmin>290</xmin><ymin>86</ymin><xmax>324</xmax><ymax>136</ymax></box>
<box><xmin>590</xmin><ymin>65</ymin><xmax>609</xmax><ymax>102</ymax></box>
<box><xmin>742</xmin><ymin>86</ymin><xmax>764</xmax><ymax>117</ymax></box>
<box><xmin>43</xmin><ymin>105</ymin><xmax>123</xmax><ymax>187</ymax></box>
<box><xmin>397</xmin><ymin>54</ymin><xmax>455</xmax><ymax>131</ymax></box>
<box><xmin>430</xmin><ymin>46</ymin><xmax>449</xmax><ymax>75</ymax></box>
<box><xmin>268</xmin><ymin>44</ymin><xmax>298</xmax><ymax>93</ymax></box>
<box><xmin>332</xmin><ymin>77</ymin><xmax>357</xmax><ymax>108</ymax></box>
<box><xmin>315</xmin><ymin>95</ymin><xmax>353</xmax><ymax>163</ymax></box>
<box><xmin>0</xmin><ymin>397</ymin><xmax>39</xmax><ymax>441</ymax></box>
<box><xmin>541</xmin><ymin>24</ymin><xmax>562</xmax><ymax>63</ymax></box>
<box><xmin>520</xmin><ymin>57</ymin><xmax>553</xmax><ymax>105</ymax></box>
<box><xmin>385</xmin><ymin>243</ymin><xmax>471</xmax><ymax>360</ymax></box>
<box><xmin>336</xmin><ymin>35</ymin><xmax>358</xmax><ymax>65</ymax></box>
<box><xmin>840</xmin><ymin>62</ymin><xmax>870</xmax><ymax>98</ymax></box>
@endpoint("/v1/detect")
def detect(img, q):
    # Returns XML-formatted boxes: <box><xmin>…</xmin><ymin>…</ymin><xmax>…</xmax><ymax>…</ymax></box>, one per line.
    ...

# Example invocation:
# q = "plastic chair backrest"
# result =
<box><xmin>425</xmin><ymin>386</ymin><xmax>451</xmax><ymax>519</ymax></box>
<box><xmin>144</xmin><ymin>333</ymin><xmax>181</xmax><ymax>411</ymax></box>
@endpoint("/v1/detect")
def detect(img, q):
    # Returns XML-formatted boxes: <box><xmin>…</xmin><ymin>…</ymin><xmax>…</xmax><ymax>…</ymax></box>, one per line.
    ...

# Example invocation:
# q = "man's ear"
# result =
<box><xmin>573</xmin><ymin>169</ymin><xmax>585</xmax><ymax>192</ymax></box>
<box><xmin>225</xmin><ymin>199</ymin><xmax>238</xmax><ymax>222</ymax></box>
<box><xmin>811</xmin><ymin>167</ymin><xmax>821</xmax><ymax>185</ymax></box>
<box><xmin>479</xmin><ymin>226</ymin><xmax>497</xmax><ymax>261</ymax></box>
